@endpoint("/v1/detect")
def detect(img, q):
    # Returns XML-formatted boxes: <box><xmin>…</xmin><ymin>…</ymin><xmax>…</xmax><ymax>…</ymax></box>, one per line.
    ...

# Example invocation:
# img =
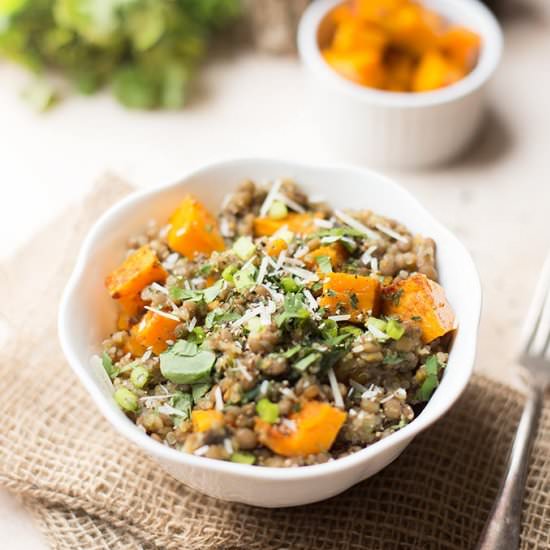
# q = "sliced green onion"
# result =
<box><xmin>114</xmin><ymin>388</ymin><xmax>138</xmax><ymax>412</ymax></box>
<box><xmin>293</xmin><ymin>352</ymin><xmax>320</xmax><ymax>372</ymax></box>
<box><xmin>232</xmin><ymin>236</ymin><xmax>256</xmax><ymax>260</ymax></box>
<box><xmin>231</xmin><ymin>452</ymin><xmax>256</xmax><ymax>464</ymax></box>
<box><xmin>268</xmin><ymin>200</ymin><xmax>288</xmax><ymax>220</ymax></box>
<box><xmin>256</xmin><ymin>398</ymin><xmax>279</xmax><ymax>424</ymax></box>
<box><xmin>315</xmin><ymin>255</ymin><xmax>332</xmax><ymax>274</ymax></box>
<box><xmin>386</xmin><ymin>319</ymin><xmax>405</xmax><ymax>340</ymax></box>
<box><xmin>130</xmin><ymin>366</ymin><xmax>149</xmax><ymax>388</ymax></box>
<box><xmin>280</xmin><ymin>276</ymin><xmax>299</xmax><ymax>293</ymax></box>
<box><xmin>246</xmin><ymin>316</ymin><xmax>264</xmax><ymax>334</ymax></box>
<box><xmin>222</xmin><ymin>265</ymin><xmax>237</xmax><ymax>282</ymax></box>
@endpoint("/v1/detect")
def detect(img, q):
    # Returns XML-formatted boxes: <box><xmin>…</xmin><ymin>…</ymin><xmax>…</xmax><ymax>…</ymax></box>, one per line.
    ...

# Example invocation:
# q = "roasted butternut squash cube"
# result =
<box><xmin>105</xmin><ymin>245</ymin><xmax>167</xmax><ymax>315</ymax></box>
<box><xmin>192</xmin><ymin>410</ymin><xmax>224</xmax><ymax>432</ymax></box>
<box><xmin>167</xmin><ymin>196</ymin><xmax>225</xmax><ymax>259</ymax></box>
<box><xmin>331</xmin><ymin>3</ymin><xmax>354</xmax><ymax>24</ymax></box>
<box><xmin>253</xmin><ymin>212</ymin><xmax>321</xmax><ymax>237</ymax></box>
<box><xmin>331</xmin><ymin>18</ymin><xmax>388</xmax><ymax>53</ymax></box>
<box><xmin>353</xmin><ymin>0</ymin><xmax>405</xmax><ymax>24</ymax></box>
<box><xmin>319</xmin><ymin>272</ymin><xmax>381</xmax><ymax>321</ymax></box>
<box><xmin>266</xmin><ymin>238</ymin><xmax>288</xmax><ymax>257</ymax></box>
<box><xmin>383</xmin><ymin>49</ymin><xmax>415</xmax><ymax>91</ymax></box>
<box><xmin>412</xmin><ymin>50</ymin><xmax>464</xmax><ymax>92</ymax></box>
<box><xmin>382</xmin><ymin>273</ymin><xmax>456</xmax><ymax>343</ymax></box>
<box><xmin>304</xmin><ymin>243</ymin><xmax>347</xmax><ymax>271</ymax></box>
<box><xmin>385</xmin><ymin>4</ymin><xmax>442</xmax><ymax>55</ymax></box>
<box><xmin>256</xmin><ymin>401</ymin><xmax>346</xmax><ymax>457</ymax></box>
<box><xmin>323</xmin><ymin>48</ymin><xmax>386</xmax><ymax>88</ymax></box>
<box><xmin>126</xmin><ymin>310</ymin><xmax>179</xmax><ymax>356</ymax></box>
<box><xmin>440</xmin><ymin>27</ymin><xmax>481</xmax><ymax>71</ymax></box>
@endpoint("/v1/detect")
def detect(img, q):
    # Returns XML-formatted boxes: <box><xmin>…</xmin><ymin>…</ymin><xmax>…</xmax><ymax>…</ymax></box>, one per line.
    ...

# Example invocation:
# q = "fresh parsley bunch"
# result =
<box><xmin>0</xmin><ymin>0</ymin><xmax>240</xmax><ymax>109</ymax></box>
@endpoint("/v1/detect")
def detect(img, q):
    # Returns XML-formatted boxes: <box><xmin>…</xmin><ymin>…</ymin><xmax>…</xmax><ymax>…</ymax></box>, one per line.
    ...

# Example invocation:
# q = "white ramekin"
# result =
<box><xmin>298</xmin><ymin>0</ymin><xmax>503</xmax><ymax>168</ymax></box>
<box><xmin>58</xmin><ymin>158</ymin><xmax>481</xmax><ymax>507</ymax></box>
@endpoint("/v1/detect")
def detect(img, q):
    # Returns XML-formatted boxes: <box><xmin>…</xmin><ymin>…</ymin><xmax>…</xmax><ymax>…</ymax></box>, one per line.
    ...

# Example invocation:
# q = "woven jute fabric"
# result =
<box><xmin>0</xmin><ymin>176</ymin><xmax>549</xmax><ymax>550</ymax></box>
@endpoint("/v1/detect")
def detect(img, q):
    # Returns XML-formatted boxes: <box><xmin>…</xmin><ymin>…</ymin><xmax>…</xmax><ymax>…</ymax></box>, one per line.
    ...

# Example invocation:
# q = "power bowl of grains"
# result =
<box><xmin>59</xmin><ymin>158</ymin><xmax>481</xmax><ymax>507</ymax></box>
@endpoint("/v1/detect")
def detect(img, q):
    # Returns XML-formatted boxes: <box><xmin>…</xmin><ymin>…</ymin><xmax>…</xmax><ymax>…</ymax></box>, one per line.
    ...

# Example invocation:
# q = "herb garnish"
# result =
<box><xmin>160</xmin><ymin>340</ymin><xmax>216</xmax><ymax>384</ymax></box>
<box><xmin>415</xmin><ymin>355</ymin><xmax>442</xmax><ymax>401</ymax></box>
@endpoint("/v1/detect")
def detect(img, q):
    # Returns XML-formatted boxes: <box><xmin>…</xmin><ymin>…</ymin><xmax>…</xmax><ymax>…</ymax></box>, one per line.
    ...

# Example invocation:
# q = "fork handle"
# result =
<box><xmin>476</xmin><ymin>380</ymin><xmax>543</xmax><ymax>550</ymax></box>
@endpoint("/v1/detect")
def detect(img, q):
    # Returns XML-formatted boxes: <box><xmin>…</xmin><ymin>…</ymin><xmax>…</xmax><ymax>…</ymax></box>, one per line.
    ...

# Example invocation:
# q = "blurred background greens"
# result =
<box><xmin>0</xmin><ymin>0</ymin><xmax>241</xmax><ymax>109</ymax></box>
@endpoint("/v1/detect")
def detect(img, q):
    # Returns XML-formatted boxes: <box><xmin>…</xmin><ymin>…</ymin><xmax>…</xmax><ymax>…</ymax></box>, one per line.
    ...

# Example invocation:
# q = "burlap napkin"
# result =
<box><xmin>0</xmin><ymin>176</ymin><xmax>549</xmax><ymax>550</ymax></box>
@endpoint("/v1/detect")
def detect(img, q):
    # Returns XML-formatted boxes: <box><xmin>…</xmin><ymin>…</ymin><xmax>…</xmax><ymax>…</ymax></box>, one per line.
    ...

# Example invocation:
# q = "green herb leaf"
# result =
<box><xmin>234</xmin><ymin>263</ymin><xmax>256</xmax><ymax>291</ymax></box>
<box><xmin>415</xmin><ymin>375</ymin><xmax>439</xmax><ymax>402</ymax></box>
<box><xmin>256</xmin><ymin>398</ymin><xmax>279</xmax><ymax>424</ymax></box>
<box><xmin>242</xmin><ymin>385</ymin><xmax>260</xmax><ymax>404</ymax></box>
<box><xmin>171</xmin><ymin>391</ymin><xmax>193</xmax><ymax>420</ymax></box>
<box><xmin>275</xmin><ymin>293</ymin><xmax>310</xmax><ymax>327</ymax></box>
<box><xmin>425</xmin><ymin>355</ymin><xmax>441</xmax><ymax>376</ymax></box>
<box><xmin>415</xmin><ymin>355</ymin><xmax>442</xmax><ymax>401</ymax></box>
<box><xmin>203</xmin><ymin>279</ymin><xmax>224</xmax><ymax>303</ymax></box>
<box><xmin>383</xmin><ymin>352</ymin><xmax>404</xmax><ymax>365</ymax></box>
<box><xmin>160</xmin><ymin>342</ymin><xmax>215</xmax><ymax>384</ymax></box>
<box><xmin>282</xmin><ymin>345</ymin><xmax>302</xmax><ymax>359</ymax></box>
<box><xmin>314</xmin><ymin>227</ymin><xmax>364</xmax><ymax>239</ymax></box>
<box><xmin>102</xmin><ymin>352</ymin><xmax>118</xmax><ymax>378</ymax></box>
<box><xmin>169</xmin><ymin>286</ymin><xmax>203</xmax><ymax>302</ymax></box>
<box><xmin>191</xmin><ymin>382</ymin><xmax>211</xmax><ymax>403</ymax></box>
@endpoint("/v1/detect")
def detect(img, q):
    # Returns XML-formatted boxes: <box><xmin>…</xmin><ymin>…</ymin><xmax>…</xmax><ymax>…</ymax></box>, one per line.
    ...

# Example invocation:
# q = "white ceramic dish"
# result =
<box><xmin>298</xmin><ymin>0</ymin><xmax>503</xmax><ymax>168</ymax></box>
<box><xmin>58</xmin><ymin>158</ymin><xmax>481</xmax><ymax>507</ymax></box>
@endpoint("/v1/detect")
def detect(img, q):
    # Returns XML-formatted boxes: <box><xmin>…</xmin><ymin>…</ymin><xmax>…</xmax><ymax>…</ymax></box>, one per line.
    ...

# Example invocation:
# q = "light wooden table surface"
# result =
<box><xmin>1</xmin><ymin>2</ymin><xmax>548</xmax><ymax>547</ymax></box>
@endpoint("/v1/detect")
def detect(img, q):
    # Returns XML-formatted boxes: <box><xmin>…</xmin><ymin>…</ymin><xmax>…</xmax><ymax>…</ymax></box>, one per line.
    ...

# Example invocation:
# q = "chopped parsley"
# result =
<box><xmin>415</xmin><ymin>355</ymin><xmax>442</xmax><ymax>401</ymax></box>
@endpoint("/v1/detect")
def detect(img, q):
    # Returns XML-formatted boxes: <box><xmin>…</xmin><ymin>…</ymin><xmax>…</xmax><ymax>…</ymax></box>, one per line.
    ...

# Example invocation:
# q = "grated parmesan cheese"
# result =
<box><xmin>151</xmin><ymin>282</ymin><xmax>168</xmax><ymax>294</ymax></box>
<box><xmin>144</xmin><ymin>306</ymin><xmax>180</xmax><ymax>322</ymax></box>
<box><xmin>284</xmin><ymin>266</ymin><xmax>318</xmax><ymax>282</ymax></box>
<box><xmin>334</xmin><ymin>209</ymin><xmax>380</xmax><ymax>241</ymax></box>
<box><xmin>224</xmin><ymin>439</ymin><xmax>234</xmax><ymax>455</ymax></box>
<box><xmin>303</xmin><ymin>289</ymin><xmax>319</xmax><ymax>312</ymax></box>
<box><xmin>327</xmin><ymin>367</ymin><xmax>345</xmax><ymax>408</ymax></box>
<box><xmin>314</xmin><ymin>218</ymin><xmax>334</xmax><ymax>229</ymax></box>
<box><xmin>158</xmin><ymin>405</ymin><xmax>187</xmax><ymax>417</ymax></box>
<box><xmin>259</xmin><ymin>179</ymin><xmax>283</xmax><ymax>217</ymax></box>
<box><xmin>214</xmin><ymin>386</ymin><xmax>224</xmax><ymax>411</ymax></box>
<box><xmin>256</xmin><ymin>256</ymin><xmax>269</xmax><ymax>285</ymax></box>
<box><xmin>375</xmin><ymin>223</ymin><xmax>408</xmax><ymax>243</ymax></box>
<box><xmin>274</xmin><ymin>191</ymin><xmax>306</xmax><ymax>213</ymax></box>
<box><xmin>328</xmin><ymin>314</ymin><xmax>351</xmax><ymax>322</ymax></box>
<box><xmin>194</xmin><ymin>445</ymin><xmax>210</xmax><ymax>456</ymax></box>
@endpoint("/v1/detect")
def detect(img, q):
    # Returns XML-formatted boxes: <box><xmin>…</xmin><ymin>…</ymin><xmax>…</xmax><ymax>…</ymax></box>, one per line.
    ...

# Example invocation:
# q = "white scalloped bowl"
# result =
<box><xmin>58</xmin><ymin>158</ymin><xmax>481</xmax><ymax>507</ymax></box>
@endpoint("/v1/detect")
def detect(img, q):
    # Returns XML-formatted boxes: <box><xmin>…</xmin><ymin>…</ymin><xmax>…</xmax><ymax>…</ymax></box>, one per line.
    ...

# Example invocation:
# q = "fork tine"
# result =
<box><xmin>520</xmin><ymin>253</ymin><xmax>550</xmax><ymax>357</ymax></box>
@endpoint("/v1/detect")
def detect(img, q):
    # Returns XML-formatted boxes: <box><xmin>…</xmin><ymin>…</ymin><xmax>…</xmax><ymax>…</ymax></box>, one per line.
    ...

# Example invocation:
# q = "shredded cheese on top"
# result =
<box><xmin>334</xmin><ymin>209</ymin><xmax>380</xmax><ymax>241</ymax></box>
<box><xmin>327</xmin><ymin>367</ymin><xmax>345</xmax><ymax>408</ymax></box>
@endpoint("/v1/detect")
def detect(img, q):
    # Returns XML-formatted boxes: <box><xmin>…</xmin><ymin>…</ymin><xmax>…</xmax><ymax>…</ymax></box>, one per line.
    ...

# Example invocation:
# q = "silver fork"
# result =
<box><xmin>477</xmin><ymin>254</ymin><xmax>550</xmax><ymax>549</ymax></box>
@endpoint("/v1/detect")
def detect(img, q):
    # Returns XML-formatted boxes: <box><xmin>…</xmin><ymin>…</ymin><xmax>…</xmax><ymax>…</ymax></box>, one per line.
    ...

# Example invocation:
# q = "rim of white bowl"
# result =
<box><xmin>58</xmin><ymin>157</ymin><xmax>482</xmax><ymax>482</ymax></box>
<box><xmin>297</xmin><ymin>0</ymin><xmax>503</xmax><ymax>108</ymax></box>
